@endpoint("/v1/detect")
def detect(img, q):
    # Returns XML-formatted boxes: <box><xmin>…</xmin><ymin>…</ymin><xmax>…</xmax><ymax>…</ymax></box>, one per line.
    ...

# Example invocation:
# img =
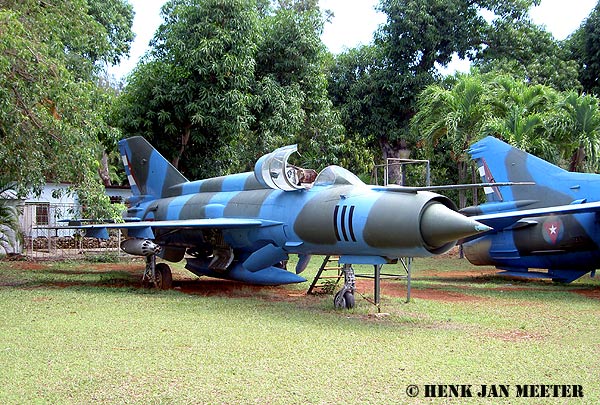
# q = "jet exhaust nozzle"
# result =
<box><xmin>120</xmin><ymin>238</ymin><xmax>161</xmax><ymax>257</ymax></box>
<box><xmin>420</xmin><ymin>202</ymin><xmax>491</xmax><ymax>252</ymax></box>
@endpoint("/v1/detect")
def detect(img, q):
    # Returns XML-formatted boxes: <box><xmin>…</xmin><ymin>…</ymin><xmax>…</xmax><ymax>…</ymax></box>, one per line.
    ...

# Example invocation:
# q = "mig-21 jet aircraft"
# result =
<box><xmin>461</xmin><ymin>136</ymin><xmax>600</xmax><ymax>283</ymax></box>
<box><xmin>74</xmin><ymin>136</ymin><xmax>492</xmax><ymax>308</ymax></box>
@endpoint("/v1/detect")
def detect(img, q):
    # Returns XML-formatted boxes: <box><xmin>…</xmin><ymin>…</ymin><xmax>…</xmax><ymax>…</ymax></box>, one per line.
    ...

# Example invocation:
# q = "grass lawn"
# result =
<box><xmin>0</xmin><ymin>254</ymin><xmax>598</xmax><ymax>404</ymax></box>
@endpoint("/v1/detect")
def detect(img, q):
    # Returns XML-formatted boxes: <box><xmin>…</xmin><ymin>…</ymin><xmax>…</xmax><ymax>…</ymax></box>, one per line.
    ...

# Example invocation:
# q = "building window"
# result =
<box><xmin>36</xmin><ymin>204</ymin><xmax>50</xmax><ymax>226</ymax></box>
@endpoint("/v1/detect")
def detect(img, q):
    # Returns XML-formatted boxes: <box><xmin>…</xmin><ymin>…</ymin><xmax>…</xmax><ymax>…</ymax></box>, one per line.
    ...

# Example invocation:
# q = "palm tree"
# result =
<box><xmin>413</xmin><ymin>74</ymin><xmax>491</xmax><ymax>207</ymax></box>
<box><xmin>0</xmin><ymin>183</ymin><xmax>22</xmax><ymax>255</ymax></box>
<box><xmin>552</xmin><ymin>92</ymin><xmax>600</xmax><ymax>172</ymax></box>
<box><xmin>485</xmin><ymin>76</ymin><xmax>559</xmax><ymax>163</ymax></box>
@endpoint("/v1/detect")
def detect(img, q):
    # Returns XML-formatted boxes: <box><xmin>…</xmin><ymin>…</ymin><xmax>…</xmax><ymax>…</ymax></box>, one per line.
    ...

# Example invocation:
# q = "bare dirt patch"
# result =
<box><xmin>574</xmin><ymin>289</ymin><xmax>600</xmax><ymax>300</ymax></box>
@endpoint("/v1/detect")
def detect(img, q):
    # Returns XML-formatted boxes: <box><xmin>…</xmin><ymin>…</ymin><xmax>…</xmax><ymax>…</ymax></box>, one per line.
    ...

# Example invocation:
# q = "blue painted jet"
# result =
<box><xmin>78</xmin><ymin>136</ymin><xmax>491</xmax><ymax>307</ymax></box>
<box><xmin>462</xmin><ymin>136</ymin><xmax>600</xmax><ymax>283</ymax></box>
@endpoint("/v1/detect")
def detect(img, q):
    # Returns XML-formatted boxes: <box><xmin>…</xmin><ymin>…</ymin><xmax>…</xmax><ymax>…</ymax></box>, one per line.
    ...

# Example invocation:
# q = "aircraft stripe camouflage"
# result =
<box><xmin>80</xmin><ymin>136</ymin><xmax>491</xmax><ymax>287</ymax></box>
<box><xmin>462</xmin><ymin>136</ymin><xmax>600</xmax><ymax>283</ymax></box>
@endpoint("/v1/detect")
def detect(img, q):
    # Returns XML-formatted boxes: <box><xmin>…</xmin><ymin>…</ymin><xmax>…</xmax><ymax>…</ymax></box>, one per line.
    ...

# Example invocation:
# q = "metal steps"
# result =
<box><xmin>307</xmin><ymin>255</ymin><xmax>343</xmax><ymax>295</ymax></box>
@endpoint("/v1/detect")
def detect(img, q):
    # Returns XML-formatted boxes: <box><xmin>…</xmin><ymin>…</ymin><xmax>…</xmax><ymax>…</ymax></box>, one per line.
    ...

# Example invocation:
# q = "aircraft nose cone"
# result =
<box><xmin>420</xmin><ymin>202</ymin><xmax>491</xmax><ymax>249</ymax></box>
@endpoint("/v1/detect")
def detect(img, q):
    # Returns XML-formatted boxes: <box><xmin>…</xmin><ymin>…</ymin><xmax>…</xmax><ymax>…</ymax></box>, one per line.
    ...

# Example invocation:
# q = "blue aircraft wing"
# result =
<box><xmin>472</xmin><ymin>201</ymin><xmax>600</xmax><ymax>230</ymax></box>
<box><xmin>62</xmin><ymin>218</ymin><xmax>271</xmax><ymax>239</ymax></box>
<box><xmin>372</xmin><ymin>182</ymin><xmax>528</xmax><ymax>193</ymax></box>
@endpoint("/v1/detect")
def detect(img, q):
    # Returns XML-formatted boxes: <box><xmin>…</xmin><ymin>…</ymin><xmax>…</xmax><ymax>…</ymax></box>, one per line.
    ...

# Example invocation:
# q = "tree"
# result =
<box><xmin>568</xmin><ymin>2</ymin><xmax>600</xmax><ymax>96</ymax></box>
<box><xmin>412</xmin><ymin>74</ymin><xmax>491</xmax><ymax>206</ymax></box>
<box><xmin>0</xmin><ymin>0</ymin><xmax>134</xmax><ymax>218</ymax></box>
<box><xmin>114</xmin><ymin>0</ymin><xmax>259</xmax><ymax>179</ymax></box>
<box><xmin>550</xmin><ymin>92</ymin><xmax>600</xmax><ymax>172</ymax></box>
<box><xmin>114</xmin><ymin>0</ymin><xmax>360</xmax><ymax>179</ymax></box>
<box><xmin>475</xmin><ymin>19</ymin><xmax>580</xmax><ymax>91</ymax></box>
<box><xmin>0</xmin><ymin>182</ymin><xmax>21</xmax><ymax>255</ymax></box>
<box><xmin>329</xmin><ymin>0</ymin><xmax>538</xmax><ymax>183</ymax></box>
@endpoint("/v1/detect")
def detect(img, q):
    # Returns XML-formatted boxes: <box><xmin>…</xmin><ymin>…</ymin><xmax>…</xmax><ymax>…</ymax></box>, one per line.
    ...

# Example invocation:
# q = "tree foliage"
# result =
<box><xmin>475</xmin><ymin>19</ymin><xmax>580</xmax><ymax>91</ymax></box>
<box><xmin>412</xmin><ymin>72</ymin><xmax>600</xmax><ymax>204</ymax></box>
<box><xmin>328</xmin><ymin>0</ymin><xmax>540</xmax><ymax>184</ymax></box>
<box><xmin>0</xmin><ymin>0</ymin><xmax>133</xmax><ymax>218</ymax></box>
<box><xmin>568</xmin><ymin>2</ymin><xmax>600</xmax><ymax>96</ymax></box>
<box><xmin>113</xmin><ymin>0</ymin><xmax>363</xmax><ymax>179</ymax></box>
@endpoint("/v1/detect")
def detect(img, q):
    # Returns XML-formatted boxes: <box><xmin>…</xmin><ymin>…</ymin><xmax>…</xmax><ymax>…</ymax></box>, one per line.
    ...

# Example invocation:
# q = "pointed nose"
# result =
<box><xmin>420</xmin><ymin>202</ymin><xmax>491</xmax><ymax>249</ymax></box>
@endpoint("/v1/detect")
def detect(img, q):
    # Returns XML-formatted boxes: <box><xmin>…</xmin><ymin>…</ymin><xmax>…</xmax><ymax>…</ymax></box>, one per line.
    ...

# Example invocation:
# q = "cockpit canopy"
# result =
<box><xmin>313</xmin><ymin>165</ymin><xmax>364</xmax><ymax>187</ymax></box>
<box><xmin>254</xmin><ymin>145</ymin><xmax>364</xmax><ymax>191</ymax></box>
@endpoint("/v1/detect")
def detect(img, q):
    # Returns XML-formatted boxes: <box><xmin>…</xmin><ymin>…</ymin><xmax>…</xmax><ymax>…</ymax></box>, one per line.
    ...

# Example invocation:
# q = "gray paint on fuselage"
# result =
<box><xmin>363</xmin><ymin>192</ymin><xmax>423</xmax><ymax>249</ymax></box>
<box><xmin>513</xmin><ymin>214</ymin><xmax>598</xmax><ymax>255</ymax></box>
<box><xmin>294</xmin><ymin>186</ymin><xmax>354</xmax><ymax>245</ymax></box>
<box><xmin>503</xmin><ymin>149</ymin><xmax>597</xmax><ymax>255</ymax></box>
<box><xmin>224</xmin><ymin>189</ymin><xmax>275</xmax><ymax>218</ymax></box>
<box><xmin>244</xmin><ymin>174</ymin><xmax>263</xmax><ymax>190</ymax></box>
<box><xmin>200</xmin><ymin>177</ymin><xmax>226</xmax><ymax>193</ymax></box>
<box><xmin>128</xmin><ymin>138</ymin><xmax>153</xmax><ymax>196</ymax></box>
<box><xmin>179</xmin><ymin>193</ymin><xmax>219</xmax><ymax>219</ymax></box>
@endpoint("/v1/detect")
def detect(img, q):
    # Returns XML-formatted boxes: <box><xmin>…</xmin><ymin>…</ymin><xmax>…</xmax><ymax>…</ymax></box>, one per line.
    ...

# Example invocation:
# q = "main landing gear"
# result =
<box><xmin>143</xmin><ymin>255</ymin><xmax>173</xmax><ymax>290</ymax></box>
<box><xmin>334</xmin><ymin>264</ymin><xmax>356</xmax><ymax>310</ymax></box>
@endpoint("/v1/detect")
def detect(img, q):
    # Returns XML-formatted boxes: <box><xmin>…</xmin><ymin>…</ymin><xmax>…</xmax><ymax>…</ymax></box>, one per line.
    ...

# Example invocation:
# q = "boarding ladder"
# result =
<box><xmin>307</xmin><ymin>255</ymin><xmax>343</xmax><ymax>295</ymax></box>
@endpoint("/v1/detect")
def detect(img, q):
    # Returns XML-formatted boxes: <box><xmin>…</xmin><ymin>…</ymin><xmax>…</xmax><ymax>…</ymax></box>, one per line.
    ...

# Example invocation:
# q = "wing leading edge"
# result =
<box><xmin>62</xmin><ymin>218</ymin><xmax>272</xmax><ymax>239</ymax></box>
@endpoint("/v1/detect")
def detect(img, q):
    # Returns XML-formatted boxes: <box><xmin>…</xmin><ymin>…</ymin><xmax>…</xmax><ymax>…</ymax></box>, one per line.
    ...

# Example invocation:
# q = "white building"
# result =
<box><xmin>2</xmin><ymin>183</ymin><xmax>131</xmax><ymax>254</ymax></box>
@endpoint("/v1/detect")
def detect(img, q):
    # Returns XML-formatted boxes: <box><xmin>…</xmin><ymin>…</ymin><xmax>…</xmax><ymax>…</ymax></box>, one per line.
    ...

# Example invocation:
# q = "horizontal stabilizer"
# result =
<box><xmin>473</xmin><ymin>201</ymin><xmax>600</xmax><ymax>230</ymax></box>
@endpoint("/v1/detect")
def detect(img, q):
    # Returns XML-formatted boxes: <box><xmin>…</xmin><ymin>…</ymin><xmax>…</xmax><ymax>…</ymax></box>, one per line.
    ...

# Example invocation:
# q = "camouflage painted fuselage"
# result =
<box><xmin>127</xmin><ymin>168</ymin><xmax>459</xmax><ymax>260</ymax></box>
<box><xmin>463</xmin><ymin>136</ymin><xmax>600</xmax><ymax>282</ymax></box>
<box><xmin>116</xmin><ymin>136</ymin><xmax>487</xmax><ymax>285</ymax></box>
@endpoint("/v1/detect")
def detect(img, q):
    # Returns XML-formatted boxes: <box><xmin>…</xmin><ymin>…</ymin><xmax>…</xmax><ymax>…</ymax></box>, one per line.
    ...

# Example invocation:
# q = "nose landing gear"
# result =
<box><xmin>333</xmin><ymin>264</ymin><xmax>356</xmax><ymax>309</ymax></box>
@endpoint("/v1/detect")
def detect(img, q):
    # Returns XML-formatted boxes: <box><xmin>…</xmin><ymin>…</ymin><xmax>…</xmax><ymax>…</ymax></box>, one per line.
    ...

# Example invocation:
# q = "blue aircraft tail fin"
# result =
<box><xmin>118</xmin><ymin>136</ymin><xmax>188</xmax><ymax>198</ymax></box>
<box><xmin>468</xmin><ymin>136</ymin><xmax>568</xmax><ymax>208</ymax></box>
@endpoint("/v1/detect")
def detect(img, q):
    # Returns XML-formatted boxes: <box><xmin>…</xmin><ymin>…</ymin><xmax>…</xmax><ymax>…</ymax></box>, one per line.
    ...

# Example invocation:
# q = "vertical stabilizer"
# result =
<box><xmin>468</xmin><ymin>136</ymin><xmax>572</xmax><ymax>208</ymax></box>
<box><xmin>119</xmin><ymin>136</ymin><xmax>188</xmax><ymax>198</ymax></box>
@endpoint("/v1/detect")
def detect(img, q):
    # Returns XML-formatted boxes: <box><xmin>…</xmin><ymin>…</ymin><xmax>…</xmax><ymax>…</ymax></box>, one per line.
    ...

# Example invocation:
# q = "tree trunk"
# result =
<box><xmin>568</xmin><ymin>143</ymin><xmax>585</xmax><ymax>172</ymax></box>
<box><xmin>380</xmin><ymin>138</ymin><xmax>410</xmax><ymax>185</ymax></box>
<box><xmin>457</xmin><ymin>160</ymin><xmax>467</xmax><ymax>209</ymax></box>
<box><xmin>98</xmin><ymin>150</ymin><xmax>111</xmax><ymax>187</ymax></box>
<box><xmin>471</xmin><ymin>165</ymin><xmax>478</xmax><ymax>206</ymax></box>
<box><xmin>172</xmin><ymin>124</ymin><xmax>191</xmax><ymax>169</ymax></box>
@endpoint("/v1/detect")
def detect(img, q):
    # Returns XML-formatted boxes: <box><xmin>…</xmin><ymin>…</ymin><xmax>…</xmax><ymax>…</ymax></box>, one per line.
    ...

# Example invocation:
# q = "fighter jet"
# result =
<box><xmin>77</xmin><ymin>136</ymin><xmax>490</xmax><ymax>307</ymax></box>
<box><xmin>462</xmin><ymin>136</ymin><xmax>600</xmax><ymax>283</ymax></box>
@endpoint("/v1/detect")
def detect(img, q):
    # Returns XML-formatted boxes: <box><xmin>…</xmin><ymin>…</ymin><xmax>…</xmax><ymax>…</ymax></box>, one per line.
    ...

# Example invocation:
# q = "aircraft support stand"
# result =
<box><xmin>355</xmin><ymin>258</ymin><xmax>412</xmax><ymax>312</ymax></box>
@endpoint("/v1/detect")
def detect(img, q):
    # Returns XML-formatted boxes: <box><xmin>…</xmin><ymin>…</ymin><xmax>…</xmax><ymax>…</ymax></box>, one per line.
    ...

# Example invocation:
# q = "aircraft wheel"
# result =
<box><xmin>344</xmin><ymin>291</ymin><xmax>355</xmax><ymax>309</ymax></box>
<box><xmin>333</xmin><ymin>290</ymin><xmax>346</xmax><ymax>310</ymax></box>
<box><xmin>155</xmin><ymin>263</ymin><xmax>173</xmax><ymax>290</ymax></box>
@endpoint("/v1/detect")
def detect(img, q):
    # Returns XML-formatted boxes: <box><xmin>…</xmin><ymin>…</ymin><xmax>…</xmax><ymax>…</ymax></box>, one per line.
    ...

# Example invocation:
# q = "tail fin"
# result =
<box><xmin>468</xmin><ymin>136</ymin><xmax>571</xmax><ymax>208</ymax></box>
<box><xmin>119</xmin><ymin>136</ymin><xmax>188</xmax><ymax>198</ymax></box>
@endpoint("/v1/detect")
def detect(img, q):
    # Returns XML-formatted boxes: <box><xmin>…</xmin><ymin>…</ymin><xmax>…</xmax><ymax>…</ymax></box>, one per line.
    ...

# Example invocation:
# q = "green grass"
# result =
<box><xmin>0</xmin><ymin>256</ymin><xmax>598</xmax><ymax>404</ymax></box>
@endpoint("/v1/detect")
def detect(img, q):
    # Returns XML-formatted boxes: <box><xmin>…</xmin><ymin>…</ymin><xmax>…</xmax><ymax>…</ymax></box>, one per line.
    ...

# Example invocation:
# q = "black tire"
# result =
<box><xmin>334</xmin><ymin>290</ymin><xmax>346</xmax><ymax>310</ymax></box>
<box><xmin>344</xmin><ymin>291</ymin><xmax>355</xmax><ymax>309</ymax></box>
<box><xmin>155</xmin><ymin>263</ymin><xmax>173</xmax><ymax>290</ymax></box>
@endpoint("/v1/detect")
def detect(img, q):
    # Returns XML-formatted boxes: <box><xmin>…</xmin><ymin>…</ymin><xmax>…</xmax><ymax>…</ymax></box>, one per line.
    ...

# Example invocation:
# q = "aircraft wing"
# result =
<box><xmin>471</xmin><ymin>201</ymin><xmax>600</xmax><ymax>230</ymax></box>
<box><xmin>60</xmin><ymin>218</ymin><xmax>273</xmax><ymax>239</ymax></box>
<box><xmin>372</xmin><ymin>182</ymin><xmax>532</xmax><ymax>193</ymax></box>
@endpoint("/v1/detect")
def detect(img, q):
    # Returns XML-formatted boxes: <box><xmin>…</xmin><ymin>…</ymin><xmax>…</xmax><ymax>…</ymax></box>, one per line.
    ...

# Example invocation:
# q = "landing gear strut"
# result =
<box><xmin>143</xmin><ymin>255</ymin><xmax>173</xmax><ymax>290</ymax></box>
<box><xmin>334</xmin><ymin>264</ymin><xmax>356</xmax><ymax>309</ymax></box>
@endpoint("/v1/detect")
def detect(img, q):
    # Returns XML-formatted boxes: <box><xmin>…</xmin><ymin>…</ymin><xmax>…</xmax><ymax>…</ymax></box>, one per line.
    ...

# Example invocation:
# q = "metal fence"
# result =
<box><xmin>20</xmin><ymin>202</ymin><xmax>123</xmax><ymax>260</ymax></box>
